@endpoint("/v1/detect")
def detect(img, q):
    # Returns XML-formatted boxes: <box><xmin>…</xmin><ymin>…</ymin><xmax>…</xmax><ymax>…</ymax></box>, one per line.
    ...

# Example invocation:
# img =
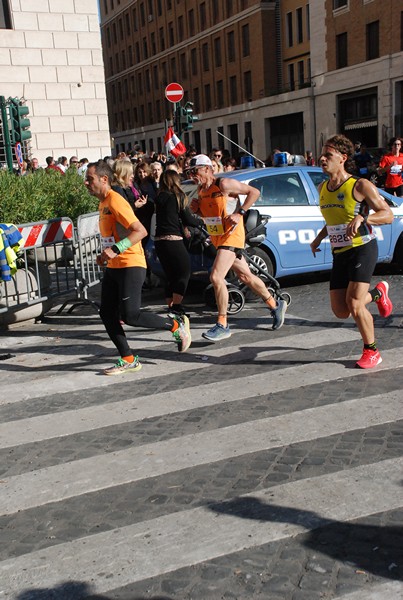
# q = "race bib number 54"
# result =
<box><xmin>205</xmin><ymin>217</ymin><xmax>224</xmax><ymax>236</ymax></box>
<box><xmin>327</xmin><ymin>224</ymin><xmax>351</xmax><ymax>248</ymax></box>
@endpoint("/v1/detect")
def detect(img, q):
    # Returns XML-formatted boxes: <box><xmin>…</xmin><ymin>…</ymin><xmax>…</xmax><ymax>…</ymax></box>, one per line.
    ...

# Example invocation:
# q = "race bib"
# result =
<box><xmin>390</xmin><ymin>164</ymin><xmax>402</xmax><ymax>174</ymax></box>
<box><xmin>101</xmin><ymin>235</ymin><xmax>115</xmax><ymax>250</ymax></box>
<box><xmin>327</xmin><ymin>224</ymin><xmax>351</xmax><ymax>248</ymax></box>
<box><xmin>205</xmin><ymin>217</ymin><xmax>224</xmax><ymax>236</ymax></box>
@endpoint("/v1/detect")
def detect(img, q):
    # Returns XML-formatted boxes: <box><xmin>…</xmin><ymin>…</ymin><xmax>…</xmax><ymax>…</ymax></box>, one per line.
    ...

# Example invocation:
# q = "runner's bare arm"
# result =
<box><xmin>101</xmin><ymin>220</ymin><xmax>147</xmax><ymax>261</ymax></box>
<box><xmin>345</xmin><ymin>179</ymin><xmax>394</xmax><ymax>239</ymax></box>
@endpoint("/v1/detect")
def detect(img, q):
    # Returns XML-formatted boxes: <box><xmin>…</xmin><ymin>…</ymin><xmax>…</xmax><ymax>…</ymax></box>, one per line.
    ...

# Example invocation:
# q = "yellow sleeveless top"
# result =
<box><xmin>319</xmin><ymin>177</ymin><xmax>375</xmax><ymax>254</ymax></box>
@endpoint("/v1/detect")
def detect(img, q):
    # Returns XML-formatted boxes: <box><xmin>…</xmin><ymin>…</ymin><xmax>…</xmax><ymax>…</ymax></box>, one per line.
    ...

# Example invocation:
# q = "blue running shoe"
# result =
<box><xmin>202</xmin><ymin>323</ymin><xmax>231</xmax><ymax>342</ymax></box>
<box><xmin>271</xmin><ymin>298</ymin><xmax>287</xmax><ymax>330</ymax></box>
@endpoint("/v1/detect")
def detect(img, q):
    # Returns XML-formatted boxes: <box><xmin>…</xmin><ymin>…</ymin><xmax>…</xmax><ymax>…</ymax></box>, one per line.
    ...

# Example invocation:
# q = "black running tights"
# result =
<box><xmin>100</xmin><ymin>266</ymin><xmax>170</xmax><ymax>357</ymax></box>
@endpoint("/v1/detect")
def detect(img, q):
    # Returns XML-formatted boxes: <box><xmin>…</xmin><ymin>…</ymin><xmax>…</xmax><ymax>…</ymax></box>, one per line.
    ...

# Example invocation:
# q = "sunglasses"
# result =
<box><xmin>213</xmin><ymin>154</ymin><xmax>222</xmax><ymax>158</ymax></box>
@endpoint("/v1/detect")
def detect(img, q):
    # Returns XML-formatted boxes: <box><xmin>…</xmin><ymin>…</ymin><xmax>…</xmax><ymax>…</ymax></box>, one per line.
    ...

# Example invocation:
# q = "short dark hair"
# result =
<box><xmin>45</xmin><ymin>156</ymin><xmax>54</xmax><ymax>165</ymax></box>
<box><xmin>87</xmin><ymin>160</ymin><xmax>114</xmax><ymax>184</ymax></box>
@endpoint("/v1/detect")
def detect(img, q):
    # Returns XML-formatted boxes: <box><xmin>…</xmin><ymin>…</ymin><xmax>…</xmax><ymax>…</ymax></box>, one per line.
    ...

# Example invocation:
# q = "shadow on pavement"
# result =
<box><xmin>207</xmin><ymin>496</ymin><xmax>403</xmax><ymax>581</ymax></box>
<box><xmin>15</xmin><ymin>580</ymin><xmax>174</xmax><ymax>599</ymax></box>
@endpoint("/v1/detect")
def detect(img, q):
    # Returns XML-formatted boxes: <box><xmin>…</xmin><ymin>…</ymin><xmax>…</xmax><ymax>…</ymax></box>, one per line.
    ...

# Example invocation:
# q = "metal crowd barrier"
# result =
<box><xmin>57</xmin><ymin>212</ymin><xmax>102</xmax><ymax>314</ymax></box>
<box><xmin>0</xmin><ymin>213</ymin><xmax>103</xmax><ymax>325</ymax></box>
<box><xmin>0</xmin><ymin>217</ymin><xmax>76</xmax><ymax>323</ymax></box>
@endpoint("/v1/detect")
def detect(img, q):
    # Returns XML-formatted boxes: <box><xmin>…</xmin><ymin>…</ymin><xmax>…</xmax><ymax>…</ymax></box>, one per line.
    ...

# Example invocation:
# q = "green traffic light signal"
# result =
<box><xmin>9</xmin><ymin>97</ymin><xmax>32</xmax><ymax>143</ymax></box>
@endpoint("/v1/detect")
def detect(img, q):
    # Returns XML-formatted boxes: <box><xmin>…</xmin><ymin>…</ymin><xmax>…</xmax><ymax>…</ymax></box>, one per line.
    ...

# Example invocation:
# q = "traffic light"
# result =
<box><xmin>173</xmin><ymin>102</ymin><xmax>199</xmax><ymax>137</ymax></box>
<box><xmin>9</xmin><ymin>97</ymin><xmax>31</xmax><ymax>144</ymax></box>
<box><xmin>181</xmin><ymin>101</ymin><xmax>198</xmax><ymax>132</ymax></box>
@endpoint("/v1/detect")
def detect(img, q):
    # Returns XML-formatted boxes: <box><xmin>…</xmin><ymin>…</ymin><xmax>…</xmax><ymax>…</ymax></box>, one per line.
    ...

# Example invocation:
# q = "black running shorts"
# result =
<box><xmin>217</xmin><ymin>245</ymin><xmax>244</xmax><ymax>260</ymax></box>
<box><xmin>330</xmin><ymin>238</ymin><xmax>378</xmax><ymax>290</ymax></box>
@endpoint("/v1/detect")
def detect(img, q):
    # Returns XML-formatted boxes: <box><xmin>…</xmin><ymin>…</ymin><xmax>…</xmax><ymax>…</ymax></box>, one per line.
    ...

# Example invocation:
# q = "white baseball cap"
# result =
<box><xmin>188</xmin><ymin>154</ymin><xmax>213</xmax><ymax>169</ymax></box>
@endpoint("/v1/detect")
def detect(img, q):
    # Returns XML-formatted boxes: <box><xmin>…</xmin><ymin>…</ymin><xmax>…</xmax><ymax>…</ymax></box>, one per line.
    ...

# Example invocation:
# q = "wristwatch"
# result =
<box><xmin>238</xmin><ymin>208</ymin><xmax>246</xmax><ymax>216</ymax></box>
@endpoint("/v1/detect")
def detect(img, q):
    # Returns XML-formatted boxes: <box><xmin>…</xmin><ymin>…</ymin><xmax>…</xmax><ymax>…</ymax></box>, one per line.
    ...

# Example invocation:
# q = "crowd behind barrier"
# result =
<box><xmin>0</xmin><ymin>213</ymin><xmax>103</xmax><ymax>326</ymax></box>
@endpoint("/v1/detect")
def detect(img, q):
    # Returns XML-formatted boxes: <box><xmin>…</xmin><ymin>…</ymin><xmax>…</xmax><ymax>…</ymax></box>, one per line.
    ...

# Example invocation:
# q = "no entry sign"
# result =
<box><xmin>165</xmin><ymin>82</ymin><xmax>184</xmax><ymax>103</ymax></box>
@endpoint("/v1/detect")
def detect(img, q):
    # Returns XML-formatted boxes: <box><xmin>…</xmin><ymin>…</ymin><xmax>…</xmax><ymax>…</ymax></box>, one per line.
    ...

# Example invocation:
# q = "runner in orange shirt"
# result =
<box><xmin>187</xmin><ymin>154</ymin><xmax>287</xmax><ymax>341</ymax></box>
<box><xmin>85</xmin><ymin>160</ymin><xmax>191</xmax><ymax>375</ymax></box>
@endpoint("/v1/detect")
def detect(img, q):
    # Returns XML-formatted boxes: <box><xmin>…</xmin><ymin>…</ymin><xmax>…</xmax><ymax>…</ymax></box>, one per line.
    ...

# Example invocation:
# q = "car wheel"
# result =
<box><xmin>246</xmin><ymin>247</ymin><xmax>274</xmax><ymax>277</ymax></box>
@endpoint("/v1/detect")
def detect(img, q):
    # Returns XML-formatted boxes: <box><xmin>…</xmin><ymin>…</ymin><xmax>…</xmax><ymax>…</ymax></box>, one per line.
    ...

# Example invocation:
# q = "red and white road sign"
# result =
<box><xmin>165</xmin><ymin>82</ymin><xmax>184</xmax><ymax>103</ymax></box>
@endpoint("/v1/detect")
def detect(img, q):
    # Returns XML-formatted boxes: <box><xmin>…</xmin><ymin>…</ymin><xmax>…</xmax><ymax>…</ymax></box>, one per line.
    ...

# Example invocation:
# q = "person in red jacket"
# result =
<box><xmin>378</xmin><ymin>137</ymin><xmax>403</xmax><ymax>196</ymax></box>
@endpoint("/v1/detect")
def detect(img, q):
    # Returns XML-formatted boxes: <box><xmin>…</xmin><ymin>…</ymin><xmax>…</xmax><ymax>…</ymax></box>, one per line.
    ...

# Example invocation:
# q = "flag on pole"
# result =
<box><xmin>164</xmin><ymin>127</ymin><xmax>186</xmax><ymax>158</ymax></box>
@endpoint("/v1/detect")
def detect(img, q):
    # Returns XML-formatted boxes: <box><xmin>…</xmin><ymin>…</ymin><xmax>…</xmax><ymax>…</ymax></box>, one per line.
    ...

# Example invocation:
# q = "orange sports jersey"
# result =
<box><xmin>98</xmin><ymin>189</ymin><xmax>146</xmax><ymax>269</ymax></box>
<box><xmin>194</xmin><ymin>180</ymin><xmax>245</xmax><ymax>248</ymax></box>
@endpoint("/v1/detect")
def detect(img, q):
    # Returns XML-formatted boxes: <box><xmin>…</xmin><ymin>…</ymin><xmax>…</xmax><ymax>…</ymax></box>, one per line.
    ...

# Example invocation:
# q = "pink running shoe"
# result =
<box><xmin>356</xmin><ymin>348</ymin><xmax>382</xmax><ymax>369</ymax></box>
<box><xmin>375</xmin><ymin>281</ymin><xmax>393</xmax><ymax>318</ymax></box>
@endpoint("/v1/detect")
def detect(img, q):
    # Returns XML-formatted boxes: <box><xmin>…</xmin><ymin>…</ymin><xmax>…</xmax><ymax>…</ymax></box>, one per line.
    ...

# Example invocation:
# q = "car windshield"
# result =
<box><xmin>249</xmin><ymin>172</ymin><xmax>309</xmax><ymax>206</ymax></box>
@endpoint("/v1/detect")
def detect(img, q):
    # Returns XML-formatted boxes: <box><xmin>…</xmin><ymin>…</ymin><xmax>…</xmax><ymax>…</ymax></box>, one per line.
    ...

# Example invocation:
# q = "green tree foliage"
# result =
<box><xmin>0</xmin><ymin>168</ymin><xmax>98</xmax><ymax>224</ymax></box>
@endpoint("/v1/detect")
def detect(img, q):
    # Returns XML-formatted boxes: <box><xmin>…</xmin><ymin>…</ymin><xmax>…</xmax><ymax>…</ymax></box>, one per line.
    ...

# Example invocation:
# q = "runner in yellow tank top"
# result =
<box><xmin>310</xmin><ymin>135</ymin><xmax>394</xmax><ymax>369</ymax></box>
<box><xmin>187</xmin><ymin>154</ymin><xmax>287</xmax><ymax>341</ymax></box>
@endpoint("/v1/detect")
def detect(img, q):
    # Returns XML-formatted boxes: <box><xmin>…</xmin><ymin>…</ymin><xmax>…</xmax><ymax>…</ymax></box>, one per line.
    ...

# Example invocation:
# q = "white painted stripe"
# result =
<box><xmin>336</xmin><ymin>582</ymin><xmax>403</xmax><ymax>600</ymax></box>
<box><xmin>0</xmin><ymin>326</ymin><xmax>361</xmax><ymax>403</ymax></box>
<box><xmin>2</xmin><ymin>342</ymin><xmax>403</xmax><ymax>450</ymax></box>
<box><xmin>1</xmin><ymin>391</ymin><xmax>401</xmax><ymax>515</ymax></box>
<box><xmin>0</xmin><ymin>458</ymin><xmax>401</xmax><ymax>597</ymax></box>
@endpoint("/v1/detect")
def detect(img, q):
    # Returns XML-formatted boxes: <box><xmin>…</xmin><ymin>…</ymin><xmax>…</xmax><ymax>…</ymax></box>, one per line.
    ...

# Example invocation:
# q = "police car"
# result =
<box><xmin>148</xmin><ymin>166</ymin><xmax>403</xmax><ymax>281</ymax></box>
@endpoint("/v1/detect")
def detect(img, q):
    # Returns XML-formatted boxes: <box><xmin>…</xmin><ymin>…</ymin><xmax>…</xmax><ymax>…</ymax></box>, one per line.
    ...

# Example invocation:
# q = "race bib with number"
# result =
<box><xmin>204</xmin><ymin>217</ymin><xmax>224</xmax><ymax>236</ymax></box>
<box><xmin>101</xmin><ymin>235</ymin><xmax>115</xmax><ymax>250</ymax></box>
<box><xmin>327</xmin><ymin>224</ymin><xmax>351</xmax><ymax>248</ymax></box>
<box><xmin>390</xmin><ymin>164</ymin><xmax>402</xmax><ymax>174</ymax></box>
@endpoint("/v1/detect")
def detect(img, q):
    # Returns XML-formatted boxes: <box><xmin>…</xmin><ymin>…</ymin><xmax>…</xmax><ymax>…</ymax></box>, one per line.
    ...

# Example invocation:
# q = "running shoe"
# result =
<box><xmin>374</xmin><ymin>281</ymin><xmax>393</xmax><ymax>318</ymax></box>
<box><xmin>202</xmin><ymin>323</ymin><xmax>231</xmax><ymax>342</ymax></box>
<box><xmin>104</xmin><ymin>355</ymin><xmax>142</xmax><ymax>376</ymax></box>
<box><xmin>271</xmin><ymin>298</ymin><xmax>287</xmax><ymax>330</ymax></box>
<box><xmin>355</xmin><ymin>348</ymin><xmax>382</xmax><ymax>369</ymax></box>
<box><xmin>171</xmin><ymin>313</ymin><xmax>191</xmax><ymax>352</ymax></box>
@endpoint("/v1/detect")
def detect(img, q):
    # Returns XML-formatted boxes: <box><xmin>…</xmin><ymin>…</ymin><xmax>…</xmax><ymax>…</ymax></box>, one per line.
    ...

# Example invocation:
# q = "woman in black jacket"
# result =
<box><xmin>154</xmin><ymin>170</ymin><xmax>203</xmax><ymax>314</ymax></box>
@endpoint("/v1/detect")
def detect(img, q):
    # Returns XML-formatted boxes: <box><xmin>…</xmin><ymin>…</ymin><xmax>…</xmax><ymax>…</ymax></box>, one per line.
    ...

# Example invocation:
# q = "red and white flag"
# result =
<box><xmin>164</xmin><ymin>127</ymin><xmax>186</xmax><ymax>158</ymax></box>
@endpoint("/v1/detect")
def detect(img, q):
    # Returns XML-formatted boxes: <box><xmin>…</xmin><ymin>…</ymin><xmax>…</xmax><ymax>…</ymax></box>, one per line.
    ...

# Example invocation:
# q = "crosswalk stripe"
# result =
<box><xmin>337</xmin><ymin>582</ymin><xmax>403</xmax><ymax>600</ymax></box>
<box><xmin>1</xmin><ymin>390</ymin><xmax>401</xmax><ymax>515</ymax></box>
<box><xmin>1</xmin><ymin>342</ymin><xmax>402</xmax><ymax>449</ymax></box>
<box><xmin>0</xmin><ymin>457</ymin><xmax>401</xmax><ymax>596</ymax></box>
<box><xmin>0</xmin><ymin>326</ymin><xmax>362</xmax><ymax>404</ymax></box>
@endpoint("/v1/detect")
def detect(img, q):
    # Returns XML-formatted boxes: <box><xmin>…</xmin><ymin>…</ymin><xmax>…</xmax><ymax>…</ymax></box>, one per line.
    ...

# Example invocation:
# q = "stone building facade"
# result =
<box><xmin>0</xmin><ymin>0</ymin><xmax>111</xmax><ymax>165</ymax></box>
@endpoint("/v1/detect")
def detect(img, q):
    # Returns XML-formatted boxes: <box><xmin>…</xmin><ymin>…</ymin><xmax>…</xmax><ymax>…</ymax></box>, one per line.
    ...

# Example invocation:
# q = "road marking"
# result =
<box><xmin>0</xmin><ymin>458</ymin><xmax>401</xmax><ymax>596</ymax></box>
<box><xmin>0</xmin><ymin>390</ymin><xmax>401</xmax><ymax>515</ymax></box>
<box><xmin>1</xmin><ymin>342</ymin><xmax>402</xmax><ymax>449</ymax></box>
<box><xmin>0</xmin><ymin>326</ymin><xmax>361</xmax><ymax>403</ymax></box>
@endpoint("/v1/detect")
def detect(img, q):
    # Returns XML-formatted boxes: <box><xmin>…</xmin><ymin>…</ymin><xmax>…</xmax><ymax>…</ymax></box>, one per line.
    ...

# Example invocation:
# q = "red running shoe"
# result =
<box><xmin>375</xmin><ymin>281</ymin><xmax>393</xmax><ymax>318</ymax></box>
<box><xmin>356</xmin><ymin>348</ymin><xmax>382</xmax><ymax>369</ymax></box>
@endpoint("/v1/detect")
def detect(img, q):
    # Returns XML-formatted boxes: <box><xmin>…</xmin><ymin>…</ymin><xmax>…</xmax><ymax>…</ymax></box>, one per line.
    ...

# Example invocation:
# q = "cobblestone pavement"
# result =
<box><xmin>0</xmin><ymin>268</ymin><xmax>402</xmax><ymax>600</ymax></box>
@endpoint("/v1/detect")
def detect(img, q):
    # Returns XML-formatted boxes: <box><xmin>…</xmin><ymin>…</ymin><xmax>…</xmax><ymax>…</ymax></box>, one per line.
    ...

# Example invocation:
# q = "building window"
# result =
<box><xmin>167</xmin><ymin>0</ymin><xmax>172</xmax><ymax>9</ymax></box>
<box><xmin>286</xmin><ymin>12</ymin><xmax>293</xmax><ymax>47</ymax></box>
<box><xmin>143</xmin><ymin>38</ymin><xmax>148</xmax><ymax>59</ymax></box>
<box><xmin>212</xmin><ymin>2</ymin><xmax>219</xmax><ymax>22</ymax></box>
<box><xmin>298</xmin><ymin>60</ymin><xmax>304</xmax><ymax>87</ymax></box>
<box><xmin>217</xmin><ymin>80</ymin><xmax>224</xmax><ymax>108</ymax></box>
<box><xmin>140</xmin><ymin>2</ymin><xmax>145</xmax><ymax>26</ymax></box>
<box><xmin>242</xmin><ymin>24</ymin><xmax>250</xmax><ymax>57</ymax></box>
<box><xmin>168</xmin><ymin>22</ymin><xmax>174</xmax><ymax>46</ymax></box>
<box><xmin>157</xmin><ymin>0</ymin><xmax>162</xmax><ymax>17</ymax></box>
<box><xmin>194</xmin><ymin>87</ymin><xmax>200</xmax><ymax>111</ymax></box>
<box><xmin>171</xmin><ymin>56</ymin><xmax>177</xmax><ymax>81</ymax></box>
<box><xmin>180</xmin><ymin>53</ymin><xmax>187</xmax><ymax>79</ymax></box>
<box><xmin>133</xmin><ymin>7</ymin><xmax>138</xmax><ymax>31</ymax></box>
<box><xmin>202</xmin><ymin>43</ymin><xmax>209</xmax><ymax>71</ymax></box>
<box><xmin>366</xmin><ymin>21</ymin><xmax>379</xmax><ymax>60</ymax></box>
<box><xmin>333</xmin><ymin>0</ymin><xmax>348</xmax><ymax>9</ymax></box>
<box><xmin>106</xmin><ymin>27</ymin><xmax>111</xmax><ymax>48</ymax></box>
<box><xmin>153</xmin><ymin>65</ymin><xmax>159</xmax><ymax>89</ymax></box>
<box><xmin>200</xmin><ymin>2</ymin><xmax>206</xmax><ymax>29</ymax></box>
<box><xmin>230</xmin><ymin>75</ymin><xmax>237</xmax><ymax>105</ymax></box>
<box><xmin>226</xmin><ymin>0</ymin><xmax>233</xmax><ymax>18</ymax></box>
<box><xmin>113</xmin><ymin>23</ymin><xmax>117</xmax><ymax>44</ymax></box>
<box><xmin>336</xmin><ymin>32</ymin><xmax>348</xmax><ymax>68</ymax></box>
<box><xmin>145</xmin><ymin>70</ymin><xmax>151</xmax><ymax>93</ymax></box>
<box><xmin>189</xmin><ymin>9</ymin><xmax>195</xmax><ymax>37</ymax></box>
<box><xmin>151</xmin><ymin>32</ymin><xmax>156</xmax><ymax>54</ymax></box>
<box><xmin>159</xmin><ymin>27</ymin><xmax>165</xmax><ymax>51</ymax></box>
<box><xmin>244</xmin><ymin>71</ymin><xmax>252</xmax><ymax>100</ymax></box>
<box><xmin>288</xmin><ymin>64</ymin><xmax>295</xmax><ymax>91</ymax></box>
<box><xmin>135</xmin><ymin>42</ymin><xmax>140</xmax><ymax>62</ymax></box>
<box><xmin>205</xmin><ymin>84</ymin><xmax>211</xmax><ymax>111</ymax></box>
<box><xmin>126</xmin><ymin>13</ymin><xmax>131</xmax><ymax>35</ymax></box>
<box><xmin>297</xmin><ymin>8</ymin><xmax>303</xmax><ymax>43</ymax></box>
<box><xmin>227</xmin><ymin>31</ymin><xmax>235</xmax><ymax>62</ymax></box>
<box><xmin>214</xmin><ymin>37</ymin><xmax>222</xmax><ymax>67</ymax></box>
<box><xmin>178</xmin><ymin>15</ymin><xmax>184</xmax><ymax>41</ymax></box>
<box><xmin>191</xmin><ymin>47</ymin><xmax>198</xmax><ymax>75</ymax></box>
